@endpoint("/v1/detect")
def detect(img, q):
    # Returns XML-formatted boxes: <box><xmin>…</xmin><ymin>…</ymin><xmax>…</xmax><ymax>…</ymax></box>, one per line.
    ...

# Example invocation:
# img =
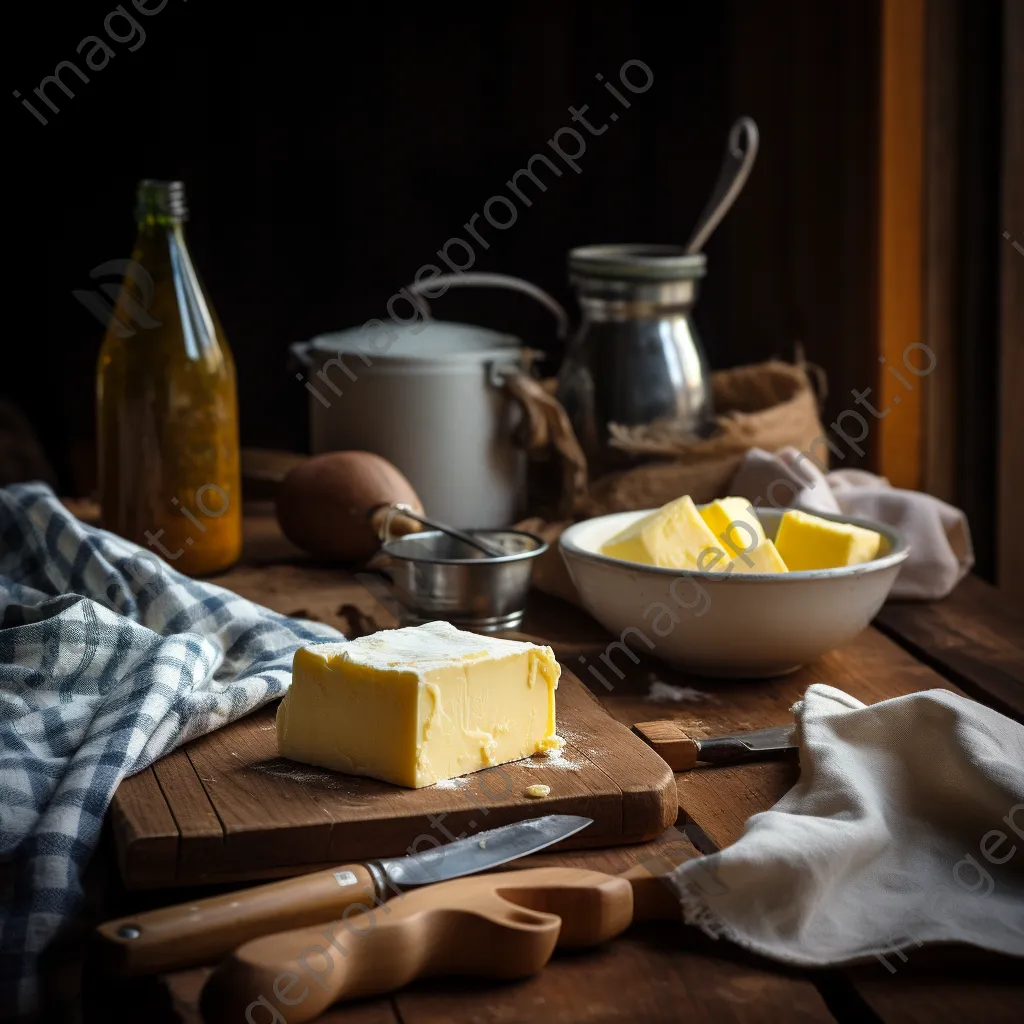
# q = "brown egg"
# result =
<box><xmin>276</xmin><ymin>451</ymin><xmax>423</xmax><ymax>561</ymax></box>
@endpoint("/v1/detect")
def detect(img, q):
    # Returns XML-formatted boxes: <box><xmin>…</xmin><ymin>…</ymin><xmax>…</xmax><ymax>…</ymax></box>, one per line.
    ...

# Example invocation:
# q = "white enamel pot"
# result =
<box><xmin>292</xmin><ymin>274</ymin><xmax>570</xmax><ymax>530</ymax></box>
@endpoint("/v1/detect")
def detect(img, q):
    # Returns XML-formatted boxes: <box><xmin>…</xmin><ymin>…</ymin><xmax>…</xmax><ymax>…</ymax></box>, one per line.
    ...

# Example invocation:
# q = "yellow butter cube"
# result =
<box><xmin>726</xmin><ymin>537</ymin><xmax>789</xmax><ymax>574</ymax></box>
<box><xmin>699</xmin><ymin>497</ymin><xmax>767</xmax><ymax>559</ymax></box>
<box><xmin>774</xmin><ymin>508</ymin><xmax>882</xmax><ymax>571</ymax></box>
<box><xmin>600</xmin><ymin>495</ymin><xmax>721</xmax><ymax>570</ymax></box>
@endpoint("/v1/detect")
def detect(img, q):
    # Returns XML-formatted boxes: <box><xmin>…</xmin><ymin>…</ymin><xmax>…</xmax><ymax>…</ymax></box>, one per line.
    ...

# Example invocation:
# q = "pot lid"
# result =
<box><xmin>305</xmin><ymin>321</ymin><xmax>522</xmax><ymax>362</ymax></box>
<box><xmin>568</xmin><ymin>244</ymin><xmax>706</xmax><ymax>281</ymax></box>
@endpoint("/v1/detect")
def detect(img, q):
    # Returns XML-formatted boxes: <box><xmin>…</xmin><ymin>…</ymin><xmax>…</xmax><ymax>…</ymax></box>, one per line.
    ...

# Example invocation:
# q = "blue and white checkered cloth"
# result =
<box><xmin>0</xmin><ymin>483</ymin><xmax>342</xmax><ymax>1018</ymax></box>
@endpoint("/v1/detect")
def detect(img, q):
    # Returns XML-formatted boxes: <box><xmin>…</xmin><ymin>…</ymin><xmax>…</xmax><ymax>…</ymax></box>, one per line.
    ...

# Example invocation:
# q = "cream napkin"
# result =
<box><xmin>668</xmin><ymin>685</ymin><xmax>1024</xmax><ymax>970</ymax></box>
<box><xmin>728</xmin><ymin>447</ymin><xmax>974</xmax><ymax>599</ymax></box>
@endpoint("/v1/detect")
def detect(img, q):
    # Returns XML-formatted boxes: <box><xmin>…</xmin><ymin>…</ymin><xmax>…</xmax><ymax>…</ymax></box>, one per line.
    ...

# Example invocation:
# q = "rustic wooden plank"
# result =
<box><xmin>151</xmin><ymin>747</ymin><xmax>225</xmax><ymax>885</ymax></box>
<box><xmin>554</xmin><ymin>670</ymin><xmax>678</xmax><ymax>842</ymax></box>
<box><xmin>174</xmin><ymin>703</ymin><xmax>337</xmax><ymax>878</ymax></box>
<box><xmin>998</xmin><ymin>0</ymin><xmax>1024</xmax><ymax>602</ymax></box>
<box><xmin>394</xmin><ymin>925</ymin><xmax>833</xmax><ymax>1024</ymax></box>
<box><xmin>849</xmin><ymin>965</ymin><xmax>1024</xmax><ymax>1024</ymax></box>
<box><xmin>213</xmin><ymin>559</ymin><xmax>396</xmax><ymax>637</ymax></box>
<box><xmin>874</xmin><ymin>576</ymin><xmax>1024</xmax><ymax>721</ymax></box>
<box><xmin>110</xmin><ymin>767</ymin><xmax>179</xmax><ymax>889</ymax></box>
<box><xmin>158</xmin><ymin>966</ymin><xmax>400</xmax><ymax>1024</ymax></box>
<box><xmin>118</xmin><ymin>674</ymin><xmax>673</xmax><ymax>886</ymax></box>
<box><xmin>583</xmin><ymin>626</ymin><xmax>962</xmax><ymax>850</ymax></box>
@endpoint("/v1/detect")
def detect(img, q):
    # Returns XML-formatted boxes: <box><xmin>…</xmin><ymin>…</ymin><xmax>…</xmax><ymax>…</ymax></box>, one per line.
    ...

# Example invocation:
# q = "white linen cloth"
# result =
<box><xmin>729</xmin><ymin>447</ymin><xmax>974</xmax><ymax>599</ymax></box>
<box><xmin>668</xmin><ymin>685</ymin><xmax>1024</xmax><ymax>970</ymax></box>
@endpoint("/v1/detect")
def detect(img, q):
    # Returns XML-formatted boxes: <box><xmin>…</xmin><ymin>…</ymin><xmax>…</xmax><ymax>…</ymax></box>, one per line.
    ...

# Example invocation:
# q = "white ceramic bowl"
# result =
<box><xmin>559</xmin><ymin>507</ymin><xmax>909</xmax><ymax>678</ymax></box>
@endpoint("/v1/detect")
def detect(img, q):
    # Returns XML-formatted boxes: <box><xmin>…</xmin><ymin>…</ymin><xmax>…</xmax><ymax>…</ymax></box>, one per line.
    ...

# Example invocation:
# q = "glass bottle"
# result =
<box><xmin>97</xmin><ymin>180</ymin><xmax>242</xmax><ymax>575</ymax></box>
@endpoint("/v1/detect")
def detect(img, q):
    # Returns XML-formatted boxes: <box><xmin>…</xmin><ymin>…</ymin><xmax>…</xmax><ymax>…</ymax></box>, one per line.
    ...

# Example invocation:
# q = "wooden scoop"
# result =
<box><xmin>200</xmin><ymin>863</ymin><xmax>682</xmax><ymax>1023</ymax></box>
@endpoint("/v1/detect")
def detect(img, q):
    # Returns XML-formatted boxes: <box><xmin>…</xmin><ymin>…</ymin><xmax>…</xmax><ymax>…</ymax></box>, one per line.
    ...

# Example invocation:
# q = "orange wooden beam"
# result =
<box><xmin>876</xmin><ymin>0</ymin><xmax>926</xmax><ymax>489</ymax></box>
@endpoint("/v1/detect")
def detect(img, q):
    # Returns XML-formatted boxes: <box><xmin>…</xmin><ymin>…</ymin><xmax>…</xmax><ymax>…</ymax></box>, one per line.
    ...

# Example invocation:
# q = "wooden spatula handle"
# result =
<box><xmin>201</xmin><ymin>866</ymin><xmax>633</xmax><ymax>1023</ymax></box>
<box><xmin>96</xmin><ymin>863</ymin><xmax>377</xmax><ymax>976</ymax></box>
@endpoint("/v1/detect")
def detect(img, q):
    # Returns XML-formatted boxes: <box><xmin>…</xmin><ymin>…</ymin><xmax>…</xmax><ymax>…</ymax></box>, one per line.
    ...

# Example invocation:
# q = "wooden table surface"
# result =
<box><xmin>86</xmin><ymin>513</ymin><xmax>1024</xmax><ymax>1024</ymax></box>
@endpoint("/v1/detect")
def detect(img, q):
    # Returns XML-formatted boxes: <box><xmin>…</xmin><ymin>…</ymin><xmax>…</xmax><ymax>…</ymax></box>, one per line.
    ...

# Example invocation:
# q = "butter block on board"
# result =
<box><xmin>600</xmin><ymin>495</ymin><xmax>721</xmax><ymax>570</ymax></box>
<box><xmin>277</xmin><ymin>621</ymin><xmax>562</xmax><ymax>789</ymax></box>
<box><xmin>774</xmin><ymin>508</ymin><xmax>882</xmax><ymax>571</ymax></box>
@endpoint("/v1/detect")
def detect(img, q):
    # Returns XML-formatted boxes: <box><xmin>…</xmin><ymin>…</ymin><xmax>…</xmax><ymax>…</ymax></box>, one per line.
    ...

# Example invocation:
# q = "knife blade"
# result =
<box><xmin>382</xmin><ymin>814</ymin><xmax>593</xmax><ymax>888</ymax></box>
<box><xmin>633</xmin><ymin>720</ymin><xmax>796</xmax><ymax>770</ymax></box>
<box><xmin>96</xmin><ymin>813</ymin><xmax>592</xmax><ymax>976</ymax></box>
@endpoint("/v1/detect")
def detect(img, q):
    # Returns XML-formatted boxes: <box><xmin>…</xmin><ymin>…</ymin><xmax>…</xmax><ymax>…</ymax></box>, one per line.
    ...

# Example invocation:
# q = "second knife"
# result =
<box><xmin>633</xmin><ymin>721</ymin><xmax>796</xmax><ymax>771</ymax></box>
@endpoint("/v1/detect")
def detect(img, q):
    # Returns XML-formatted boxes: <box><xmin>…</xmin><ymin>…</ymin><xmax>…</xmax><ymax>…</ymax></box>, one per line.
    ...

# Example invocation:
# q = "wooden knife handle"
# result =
<box><xmin>632</xmin><ymin>721</ymin><xmax>701</xmax><ymax>770</ymax></box>
<box><xmin>95</xmin><ymin>863</ymin><xmax>377</xmax><ymax>976</ymax></box>
<box><xmin>200</xmin><ymin>866</ymin><xmax>634</xmax><ymax>1023</ymax></box>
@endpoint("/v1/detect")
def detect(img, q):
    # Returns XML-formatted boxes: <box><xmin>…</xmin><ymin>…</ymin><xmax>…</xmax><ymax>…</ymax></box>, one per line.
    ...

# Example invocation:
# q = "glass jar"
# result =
<box><xmin>555</xmin><ymin>244</ymin><xmax>714</xmax><ymax>475</ymax></box>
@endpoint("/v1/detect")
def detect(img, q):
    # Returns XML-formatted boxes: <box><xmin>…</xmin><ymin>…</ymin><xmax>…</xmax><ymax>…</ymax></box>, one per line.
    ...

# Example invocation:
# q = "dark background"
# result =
<box><xmin>2</xmin><ymin>0</ymin><xmax>865</xmax><ymax>493</ymax></box>
<box><xmin>4</xmin><ymin>0</ymin><xmax>1007</xmax><ymax>571</ymax></box>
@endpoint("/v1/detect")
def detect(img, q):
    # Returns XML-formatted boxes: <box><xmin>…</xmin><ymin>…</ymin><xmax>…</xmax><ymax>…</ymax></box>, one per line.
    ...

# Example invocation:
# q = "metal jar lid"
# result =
<box><xmin>568</xmin><ymin>244</ymin><xmax>707</xmax><ymax>282</ymax></box>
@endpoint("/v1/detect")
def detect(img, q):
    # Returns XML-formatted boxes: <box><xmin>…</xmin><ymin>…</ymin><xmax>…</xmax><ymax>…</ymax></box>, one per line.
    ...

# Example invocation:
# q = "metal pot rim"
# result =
<box><xmin>301</xmin><ymin>321</ymin><xmax>523</xmax><ymax>365</ymax></box>
<box><xmin>380</xmin><ymin>529</ymin><xmax>548</xmax><ymax>565</ymax></box>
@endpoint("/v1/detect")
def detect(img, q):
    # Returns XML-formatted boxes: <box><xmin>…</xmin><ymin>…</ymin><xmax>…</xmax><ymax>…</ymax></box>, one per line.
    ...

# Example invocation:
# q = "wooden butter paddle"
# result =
<box><xmin>200</xmin><ymin>861</ymin><xmax>685</xmax><ymax>1022</ymax></box>
<box><xmin>96</xmin><ymin>815</ymin><xmax>593</xmax><ymax>976</ymax></box>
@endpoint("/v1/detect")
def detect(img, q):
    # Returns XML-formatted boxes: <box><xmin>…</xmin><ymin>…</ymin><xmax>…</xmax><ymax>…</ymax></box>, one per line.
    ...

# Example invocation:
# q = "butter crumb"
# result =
<box><xmin>536</xmin><ymin>734</ymin><xmax>565</xmax><ymax>753</ymax></box>
<box><xmin>524</xmin><ymin>784</ymin><xmax>551</xmax><ymax>799</ymax></box>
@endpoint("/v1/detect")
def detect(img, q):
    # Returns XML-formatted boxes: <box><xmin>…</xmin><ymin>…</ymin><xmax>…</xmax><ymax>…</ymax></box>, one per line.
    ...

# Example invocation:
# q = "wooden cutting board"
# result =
<box><xmin>110</xmin><ymin>670</ymin><xmax>677</xmax><ymax>889</ymax></box>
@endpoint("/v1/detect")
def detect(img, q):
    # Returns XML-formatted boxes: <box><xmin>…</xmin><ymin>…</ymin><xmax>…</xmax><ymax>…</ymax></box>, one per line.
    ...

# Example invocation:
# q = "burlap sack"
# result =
<box><xmin>518</xmin><ymin>360</ymin><xmax>827</xmax><ymax>604</ymax></box>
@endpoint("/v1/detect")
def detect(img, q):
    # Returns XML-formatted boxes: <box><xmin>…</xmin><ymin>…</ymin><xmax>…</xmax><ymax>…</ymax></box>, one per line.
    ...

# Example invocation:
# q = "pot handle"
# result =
<box><xmin>405</xmin><ymin>272</ymin><xmax>571</xmax><ymax>341</ymax></box>
<box><xmin>489</xmin><ymin>364</ymin><xmax>588</xmax><ymax>517</ymax></box>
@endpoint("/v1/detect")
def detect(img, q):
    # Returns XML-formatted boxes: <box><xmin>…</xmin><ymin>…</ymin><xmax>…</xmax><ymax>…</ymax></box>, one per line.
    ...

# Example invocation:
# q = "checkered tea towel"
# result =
<box><xmin>0</xmin><ymin>483</ymin><xmax>342</xmax><ymax>1019</ymax></box>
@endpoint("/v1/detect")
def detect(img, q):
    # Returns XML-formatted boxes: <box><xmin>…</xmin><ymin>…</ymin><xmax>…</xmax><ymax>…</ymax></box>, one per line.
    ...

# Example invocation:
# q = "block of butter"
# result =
<box><xmin>698</xmin><ymin>497</ymin><xmax>788</xmax><ymax>573</ymax></box>
<box><xmin>724</xmin><ymin>536</ymin><xmax>789</xmax><ymax>573</ymax></box>
<box><xmin>774</xmin><ymin>508</ymin><xmax>882</xmax><ymax>571</ymax></box>
<box><xmin>699</xmin><ymin>496</ymin><xmax>767</xmax><ymax>553</ymax></box>
<box><xmin>600</xmin><ymin>495</ymin><xmax>721</xmax><ymax>570</ymax></box>
<box><xmin>277</xmin><ymin>621</ymin><xmax>562</xmax><ymax>789</ymax></box>
<box><xmin>696</xmin><ymin>497</ymin><xmax>782</xmax><ymax>573</ymax></box>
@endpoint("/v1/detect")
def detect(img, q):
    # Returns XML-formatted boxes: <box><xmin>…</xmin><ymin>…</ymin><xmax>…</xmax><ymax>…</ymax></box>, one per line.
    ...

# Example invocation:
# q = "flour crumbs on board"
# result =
<box><xmin>645</xmin><ymin>676</ymin><xmax>720</xmax><ymax>705</ymax></box>
<box><xmin>527</xmin><ymin>747</ymin><xmax>581</xmax><ymax>770</ymax></box>
<box><xmin>431</xmin><ymin>776</ymin><xmax>469</xmax><ymax>790</ymax></box>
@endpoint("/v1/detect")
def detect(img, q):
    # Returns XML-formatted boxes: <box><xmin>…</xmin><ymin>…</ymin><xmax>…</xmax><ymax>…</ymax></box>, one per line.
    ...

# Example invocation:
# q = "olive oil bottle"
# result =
<box><xmin>97</xmin><ymin>180</ymin><xmax>242</xmax><ymax>575</ymax></box>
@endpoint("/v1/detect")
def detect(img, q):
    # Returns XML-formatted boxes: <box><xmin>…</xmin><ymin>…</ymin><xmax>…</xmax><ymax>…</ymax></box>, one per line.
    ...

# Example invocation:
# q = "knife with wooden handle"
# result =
<box><xmin>632</xmin><ymin>721</ymin><xmax>797</xmax><ymax>771</ymax></box>
<box><xmin>96</xmin><ymin>814</ymin><xmax>592</xmax><ymax>976</ymax></box>
<box><xmin>201</xmin><ymin>861</ymin><xmax>685</xmax><ymax>1023</ymax></box>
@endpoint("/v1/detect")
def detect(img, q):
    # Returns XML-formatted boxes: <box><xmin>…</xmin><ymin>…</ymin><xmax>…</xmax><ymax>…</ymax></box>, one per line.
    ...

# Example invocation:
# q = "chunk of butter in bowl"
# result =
<box><xmin>559</xmin><ymin>501</ymin><xmax>908</xmax><ymax>678</ymax></box>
